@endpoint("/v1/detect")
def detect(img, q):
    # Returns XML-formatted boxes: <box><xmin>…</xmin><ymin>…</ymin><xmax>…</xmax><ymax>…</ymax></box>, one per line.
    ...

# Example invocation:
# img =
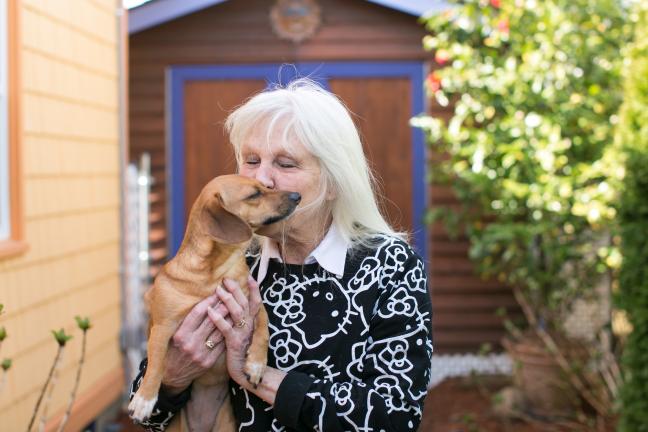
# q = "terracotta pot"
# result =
<box><xmin>503</xmin><ymin>335</ymin><xmax>585</xmax><ymax>419</ymax></box>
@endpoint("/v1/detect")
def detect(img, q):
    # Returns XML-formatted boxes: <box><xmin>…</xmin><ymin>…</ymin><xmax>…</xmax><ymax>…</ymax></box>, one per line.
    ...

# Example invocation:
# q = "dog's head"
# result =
<box><xmin>195</xmin><ymin>174</ymin><xmax>301</xmax><ymax>244</ymax></box>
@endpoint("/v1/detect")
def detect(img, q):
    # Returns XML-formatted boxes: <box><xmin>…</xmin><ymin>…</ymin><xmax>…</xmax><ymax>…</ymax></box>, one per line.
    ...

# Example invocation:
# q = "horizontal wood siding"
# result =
<box><xmin>129</xmin><ymin>0</ymin><xmax>518</xmax><ymax>353</ymax></box>
<box><xmin>427</xmin><ymin>100</ymin><xmax>520</xmax><ymax>353</ymax></box>
<box><xmin>0</xmin><ymin>0</ymin><xmax>123</xmax><ymax>429</ymax></box>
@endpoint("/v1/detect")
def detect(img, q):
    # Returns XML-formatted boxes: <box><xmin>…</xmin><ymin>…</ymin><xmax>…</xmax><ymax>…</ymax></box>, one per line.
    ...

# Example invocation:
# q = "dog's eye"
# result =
<box><xmin>247</xmin><ymin>190</ymin><xmax>262</xmax><ymax>200</ymax></box>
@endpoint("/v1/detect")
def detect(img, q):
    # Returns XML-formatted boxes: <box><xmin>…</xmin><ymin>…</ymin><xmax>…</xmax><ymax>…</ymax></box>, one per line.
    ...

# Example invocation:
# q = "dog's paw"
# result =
<box><xmin>244</xmin><ymin>361</ymin><xmax>266</xmax><ymax>387</ymax></box>
<box><xmin>128</xmin><ymin>394</ymin><xmax>158</xmax><ymax>422</ymax></box>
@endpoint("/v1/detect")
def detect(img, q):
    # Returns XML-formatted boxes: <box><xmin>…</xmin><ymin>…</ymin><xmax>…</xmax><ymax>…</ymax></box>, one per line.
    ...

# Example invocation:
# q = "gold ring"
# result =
<box><xmin>205</xmin><ymin>339</ymin><xmax>216</xmax><ymax>350</ymax></box>
<box><xmin>235</xmin><ymin>319</ymin><xmax>246</xmax><ymax>328</ymax></box>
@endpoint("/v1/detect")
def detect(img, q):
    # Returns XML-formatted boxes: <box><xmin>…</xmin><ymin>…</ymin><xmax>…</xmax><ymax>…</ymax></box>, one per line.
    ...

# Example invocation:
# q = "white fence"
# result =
<box><xmin>121</xmin><ymin>153</ymin><xmax>152</xmax><ymax>387</ymax></box>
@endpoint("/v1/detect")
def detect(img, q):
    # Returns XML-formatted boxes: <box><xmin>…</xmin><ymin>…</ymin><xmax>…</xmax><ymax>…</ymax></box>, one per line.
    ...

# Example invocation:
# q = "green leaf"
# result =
<box><xmin>51</xmin><ymin>329</ymin><xmax>73</xmax><ymax>346</ymax></box>
<box><xmin>478</xmin><ymin>343</ymin><xmax>493</xmax><ymax>355</ymax></box>
<box><xmin>1</xmin><ymin>358</ymin><xmax>11</xmax><ymax>371</ymax></box>
<box><xmin>75</xmin><ymin>316</ymin><xmax>92</xmax><ymax>331</ymax></box>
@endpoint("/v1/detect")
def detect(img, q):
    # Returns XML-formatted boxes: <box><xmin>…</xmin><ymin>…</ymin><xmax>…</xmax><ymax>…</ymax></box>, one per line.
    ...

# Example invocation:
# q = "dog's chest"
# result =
<box><xmin>190</xmin><ymin>253</ymin><xmax>249</xmax><ymax>297</ymax></box>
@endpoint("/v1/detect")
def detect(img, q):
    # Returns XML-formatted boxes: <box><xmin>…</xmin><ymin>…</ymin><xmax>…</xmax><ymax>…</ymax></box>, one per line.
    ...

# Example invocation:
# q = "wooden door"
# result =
<box><xmin>169</xmin><ymin>63</ymin><xmax>426</xmax><ymax>258</ymax></box>
<box><xmin>330</xmin><ymin>77</ymin><xmax>413</xmax><ymax>234</ymax></box>
<box><xmin>184</xmin><ymin>80</ymin><xmax>266</xmax><ymax>214</ymax></box>
<box><xmin>185</xmin><ymin>78</ymin><xmax>414</xmax><ymax>233</ymax></box>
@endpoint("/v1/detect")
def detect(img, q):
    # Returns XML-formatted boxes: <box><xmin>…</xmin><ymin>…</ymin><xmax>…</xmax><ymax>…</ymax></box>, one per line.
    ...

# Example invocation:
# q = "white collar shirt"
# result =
<box><xmin>254</xmin><ymin>223</ymin><xmax>349</xmax><ymax>284</ymax></box>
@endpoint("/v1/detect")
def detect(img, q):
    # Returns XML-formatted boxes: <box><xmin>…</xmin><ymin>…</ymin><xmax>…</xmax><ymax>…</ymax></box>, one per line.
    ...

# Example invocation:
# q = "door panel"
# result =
<box><xmin>184</xmin><ymin>79</ymin><xmax>266</xmax><ymax>218</ymax></box>
<box><xmin>330</xmin><ymin>78</ymin><xmax>413</xmax><ymax>234</ymax></box>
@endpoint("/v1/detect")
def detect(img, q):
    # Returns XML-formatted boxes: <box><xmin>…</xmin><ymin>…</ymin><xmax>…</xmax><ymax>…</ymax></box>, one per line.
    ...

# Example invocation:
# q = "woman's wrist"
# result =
<box><xmin>238</xmin><ymin>366</ymin><xmax>286</xmax><ymax>406</ymax></box>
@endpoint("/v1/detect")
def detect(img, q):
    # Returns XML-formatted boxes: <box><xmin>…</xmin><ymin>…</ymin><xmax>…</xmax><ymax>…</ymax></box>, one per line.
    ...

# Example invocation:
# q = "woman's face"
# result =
<box><xmin>237</xmin><ymin>126</ymin><xmax>329</xmax><ymax>239</ymax></box>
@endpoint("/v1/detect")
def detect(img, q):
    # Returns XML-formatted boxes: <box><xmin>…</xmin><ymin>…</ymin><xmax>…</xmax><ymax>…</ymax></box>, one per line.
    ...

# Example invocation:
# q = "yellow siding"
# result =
<box><xmin>0</xmin><ymin>0</ymin><xmax>123</xmax><ymax>428</ymax></box>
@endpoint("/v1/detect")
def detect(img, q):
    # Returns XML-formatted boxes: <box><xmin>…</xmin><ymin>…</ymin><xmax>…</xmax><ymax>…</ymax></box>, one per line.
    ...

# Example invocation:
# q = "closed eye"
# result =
<box><xmin>276</xmin><ymin>156</ymin><xmax>298</xmax><ymax>169</ymax></box>
<box><xmin>246</xmin><ymin>189</ymin><xmax>262</xmax><ymax>200</ymax></box>
<box><xmin>244</xmin><ymin>155</ymin><xmax>260</xmax><ymax>166</ymax></box>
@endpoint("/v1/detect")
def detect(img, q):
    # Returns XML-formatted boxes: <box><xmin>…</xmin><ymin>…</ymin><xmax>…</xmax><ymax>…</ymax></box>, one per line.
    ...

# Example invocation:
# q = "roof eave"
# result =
<box><xmin>129</xmin><ymin>0</ymin><xmax>229</xmax><ymax>34</ymax></box>
<box><xmin>128</xmin><ymin>0</ymin><xmax>449</xmax><ymax>35</ymax></box>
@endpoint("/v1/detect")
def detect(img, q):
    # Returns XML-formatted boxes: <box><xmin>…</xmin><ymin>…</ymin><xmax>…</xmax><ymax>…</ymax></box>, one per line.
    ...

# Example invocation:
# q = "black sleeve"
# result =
<box><xmin>273</xmin><ymin>252</ymin><xmax>433</xmax><ymax>431</ymax></box>
<box><xmin>129</xmin><ymin>358</ymin><xmax>192</xmax><ymax>431</ymax></box>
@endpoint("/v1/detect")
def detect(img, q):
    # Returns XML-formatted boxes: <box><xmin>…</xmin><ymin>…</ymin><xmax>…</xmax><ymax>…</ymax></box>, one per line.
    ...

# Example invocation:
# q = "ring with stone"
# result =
<box><xmin>205</xmin><ymin>339</ymin><xmax>216</xmax><ymax>350</ymax></box>
<box><xmin>235</xmin><ymin>319</ymin><xmax>246</xmax><ymax>328</ymax></box>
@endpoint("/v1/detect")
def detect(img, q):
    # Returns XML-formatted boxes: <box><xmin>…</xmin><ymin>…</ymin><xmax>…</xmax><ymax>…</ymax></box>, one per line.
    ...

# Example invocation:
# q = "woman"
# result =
<box><xmin>131</xmin><ymin>79</ymin><xmax>433</xmax><ymax>431</ymax></box>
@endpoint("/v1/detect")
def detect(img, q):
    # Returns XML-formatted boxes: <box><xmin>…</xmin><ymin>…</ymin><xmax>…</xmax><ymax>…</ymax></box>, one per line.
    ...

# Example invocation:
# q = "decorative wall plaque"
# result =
<box><xmin>270</xmin><ymin>0</ymin><xmax>322</xmax><ymax>43</ymax></box>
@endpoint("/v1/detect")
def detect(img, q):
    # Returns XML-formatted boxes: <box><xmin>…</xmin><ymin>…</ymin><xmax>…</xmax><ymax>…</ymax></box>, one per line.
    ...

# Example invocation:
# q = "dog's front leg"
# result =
<box><xmin>244</xmin><ymin>305</ymin><xmax>269</xmax><ymax>387</ymax></box>
<box><xmin>129</xmin><ymin>323</ymin><xmax>177</xmax><ymax>421</ymax></box>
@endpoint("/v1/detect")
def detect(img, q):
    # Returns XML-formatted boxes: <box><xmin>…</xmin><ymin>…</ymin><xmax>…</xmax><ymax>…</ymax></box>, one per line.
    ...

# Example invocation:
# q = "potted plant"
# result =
<box><xmin>414</xmin><ymin>0</ymin><xmax>631</xmax><ymax>423</ymax></box>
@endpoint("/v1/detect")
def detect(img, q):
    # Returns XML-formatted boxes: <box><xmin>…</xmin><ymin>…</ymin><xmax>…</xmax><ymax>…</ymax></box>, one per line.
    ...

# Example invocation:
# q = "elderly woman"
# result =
<box><xmin>131</xmin><ymin>79</ymin><xmax>433</xmax><ymax>431</ymax></box>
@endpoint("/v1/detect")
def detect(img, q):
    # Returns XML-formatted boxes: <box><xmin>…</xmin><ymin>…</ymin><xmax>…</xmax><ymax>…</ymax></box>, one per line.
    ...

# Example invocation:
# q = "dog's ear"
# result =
<box><xmin>201</xmin><ymin>201</ymin><xmax>252</xmax><ymax>244</ymax></box>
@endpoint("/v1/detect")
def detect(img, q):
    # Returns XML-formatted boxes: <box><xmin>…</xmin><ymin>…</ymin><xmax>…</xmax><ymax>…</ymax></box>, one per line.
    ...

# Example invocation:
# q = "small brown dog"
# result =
<box><xmin>129</xmin><ymin>174</ymin><xmax>300</xmax><ymax>431</ymax></box>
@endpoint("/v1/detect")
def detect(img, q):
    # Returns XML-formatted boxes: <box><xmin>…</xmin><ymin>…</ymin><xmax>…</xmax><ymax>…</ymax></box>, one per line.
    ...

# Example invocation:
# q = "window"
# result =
<box><xmin>0</xmin><ymin>0</ymin><xmax>25</xmax><ymax>257</ymax></box>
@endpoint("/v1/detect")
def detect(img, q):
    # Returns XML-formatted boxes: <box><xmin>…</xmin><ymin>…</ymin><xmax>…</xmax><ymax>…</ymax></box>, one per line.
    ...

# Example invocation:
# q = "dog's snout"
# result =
<box><xmin>288</xmin><ymin>192</ymin><xmax>301</xmax><ymax>204</ymax></box>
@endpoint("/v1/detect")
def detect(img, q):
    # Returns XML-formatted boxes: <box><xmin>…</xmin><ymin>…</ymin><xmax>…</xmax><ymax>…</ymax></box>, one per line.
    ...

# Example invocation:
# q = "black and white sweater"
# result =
<box><xmin>131</xmin><ymin>235</ymin><xmax>433</xmax><ymax>431</ymax></box>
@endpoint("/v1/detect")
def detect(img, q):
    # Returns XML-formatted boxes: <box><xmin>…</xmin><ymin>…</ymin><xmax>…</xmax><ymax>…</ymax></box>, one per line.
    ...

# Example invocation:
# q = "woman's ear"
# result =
<box><xmin>200</xmin><ymin>203</ymin><xmax>252</xmax><ymax>244</ymax></box>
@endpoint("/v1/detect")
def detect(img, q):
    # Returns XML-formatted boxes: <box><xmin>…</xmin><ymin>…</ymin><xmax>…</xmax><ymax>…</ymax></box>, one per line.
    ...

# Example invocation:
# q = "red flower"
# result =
<box><xmin>426</xmin><ymin>72</ymin><xmax>442</xmax><ymax>92</ymax></box>
<box><xmin>490</xmin><ymin>0</ymin><xmax>501</xmax><ymax>7</ymax></box>
<box><xmin>434</xmin><ymin>49</ymin><xmax>450</xmax><ymax>65</ymax></box>
<box><xmin>497</xmin><ymin>18</ymin><xmax>509</xmax><ymax>34</ymax></box>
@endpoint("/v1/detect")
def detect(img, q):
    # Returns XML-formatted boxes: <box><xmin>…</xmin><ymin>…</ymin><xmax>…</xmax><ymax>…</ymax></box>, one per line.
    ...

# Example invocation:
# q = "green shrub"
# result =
<box><xmin>414</xmin><ymin>0</ymin><xmax>630</xmax><ymax>331</ymax></box>
<box><xmin>616</xmin><ymin>5</ymin><xmax>648</xmax><ymax>431</ymax></box>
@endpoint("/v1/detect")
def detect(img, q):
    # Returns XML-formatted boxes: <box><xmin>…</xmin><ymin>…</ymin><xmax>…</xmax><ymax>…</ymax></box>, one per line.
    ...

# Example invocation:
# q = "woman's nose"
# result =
<box><xmin>255</xmin><ymin>164</ymin><xmax>275</xmax><ymax>189</ymax></box>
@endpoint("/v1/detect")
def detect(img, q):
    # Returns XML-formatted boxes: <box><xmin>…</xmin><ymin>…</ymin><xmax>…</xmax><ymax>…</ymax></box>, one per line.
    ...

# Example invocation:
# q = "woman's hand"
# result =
<box><xmin>161</xmin><ymin>293</ymin><xmax>229</xmax><ymax>395</ymax></box>
<box><xmin>207</xmin><ymin>276</ymin><xmax>263</xmax><ymax>388</ymax></box>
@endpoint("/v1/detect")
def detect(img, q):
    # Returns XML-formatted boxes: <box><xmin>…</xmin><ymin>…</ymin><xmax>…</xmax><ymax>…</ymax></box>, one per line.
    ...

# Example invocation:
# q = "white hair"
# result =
<box><xmin>224</xmin><ymin>78</ymin><xmax>407</xmax><ymax>248</ymax></box>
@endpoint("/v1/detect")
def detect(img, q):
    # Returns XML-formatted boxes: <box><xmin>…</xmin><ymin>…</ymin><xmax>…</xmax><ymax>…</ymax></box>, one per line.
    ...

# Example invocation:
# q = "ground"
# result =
<box><xmin>419</xmin><ymin>376</ymin><xmax>554</xmax><ymax>432</ymax></box>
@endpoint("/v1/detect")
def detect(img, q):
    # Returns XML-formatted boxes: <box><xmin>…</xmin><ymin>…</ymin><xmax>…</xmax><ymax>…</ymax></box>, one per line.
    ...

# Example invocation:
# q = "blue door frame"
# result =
<box><xmin>167</xmin><ymin>62</ymin><xmax>428</xmax><ymax>261</ymax></box>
